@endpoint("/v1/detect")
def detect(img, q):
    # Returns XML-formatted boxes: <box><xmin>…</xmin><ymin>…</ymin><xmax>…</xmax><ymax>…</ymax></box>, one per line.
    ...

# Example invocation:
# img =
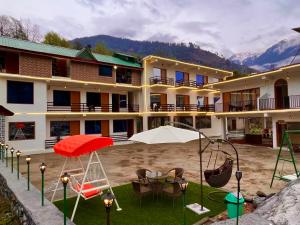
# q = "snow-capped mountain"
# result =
<box><xmin>230</xmin><ymin>37</ymin><xmax>300</xmax><ymax>71</ymax></box>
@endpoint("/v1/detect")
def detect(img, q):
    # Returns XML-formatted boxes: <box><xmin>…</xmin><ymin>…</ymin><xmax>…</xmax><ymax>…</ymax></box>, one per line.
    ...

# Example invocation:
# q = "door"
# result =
<box><xmin>184</xmin><ymin>95</ymin><xmax>190</xmax><ymax>111</ymax></box>
<box><xmin>127</xmin><ymin>119</ymin><xmax>134</xmax><ymax>138</ymax></box>
<box><xmin>71</xmin><ymin>91</ymin><xmax>80</xmax><ymax>112</ymax></box>
<box><xmin>101</xmin><ymin>120</ymin><xmax>109</xmax><ymax>137</ymax></box>
<box><xmin>160</xmin><ymin>93</ymin><xmax>168</xmax><ymax>111</ymax></box>
<box><xmin>70</xmin><ymin>121</ymin><xmax>80</xmax><ymax>136</ymax></box>
<box><xmin>161</xmin><ymin>69</ymin><xmax>167</xmax><ymax>83</ymax></box>
<box><xmin>112</xmin><ymin>94</ymin><xmax>120</xmax><ymax>112</ymax></box>
<box><xmin>275</xmin><ymin>79</ymin><xmax>289</xmax><ymax>109</ymax></box>
<box><xmin>101</xmin><ymin>93</ymin><xmax>109</xmax><ymax>112</ymax></box>
<box><xmin>128</xmin><ymin>92</ymin><xmax>133</xmax><ymax>112</ymax></box>
<box><xmin>276</xmin><ymin>121</ymin><xmax>287</xmax><ymax>146</ymax></box>
<box><xmin>184</xmin><ymin>72</ymin><xmax>189</xmax><ymax>86</ymax></box>
<box><xmin>223</xmin><ymin>92</ymin><xmax>230</xmax><ymax>112</ymax></box>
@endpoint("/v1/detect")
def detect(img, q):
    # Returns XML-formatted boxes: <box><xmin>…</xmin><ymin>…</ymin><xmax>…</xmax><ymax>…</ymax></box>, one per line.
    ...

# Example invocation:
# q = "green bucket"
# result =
<box><xmin>225</xmin><ymin>192</ymin><xmax>245</xmax><ymax>218</ymax></box>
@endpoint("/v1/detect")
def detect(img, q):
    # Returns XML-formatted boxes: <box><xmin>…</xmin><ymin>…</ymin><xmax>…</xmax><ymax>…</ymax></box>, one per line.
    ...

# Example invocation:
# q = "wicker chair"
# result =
<box><xmin>162</xmin><ymin>182</ymin><xmax>182</xmax><ymax>207</ymax></box>
<box><xmin>165</xmin><ymin>168</ymin><xmax>184</xmax><ymax>183</ymax></box>
<box><xmin>136</xmin><ymin>168</ymin><xmax>152</xmax><ymax>184</ymax></box>
<box><xmin>131</xmin><ymin>180</ymin><xmax>152</xmax><ymax>207</ymax></box>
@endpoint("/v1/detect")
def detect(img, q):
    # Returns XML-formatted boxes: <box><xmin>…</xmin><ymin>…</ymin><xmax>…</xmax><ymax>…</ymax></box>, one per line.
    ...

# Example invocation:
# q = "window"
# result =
<box><xmin>113</xmin><ymin>120</ymin><xmax>127</xmax><ymax>132</ymax></box>
<box><xmin>196</xmin><ymin>116</ymin><xmax>211</xmax><ymax>129</ymax></box>
<box><xmin>85</xmin><ymin>120</ymin><xmax>101</xmax><ymax>134</ymax></box>
<box><xmin>99</xmin><ymin>65</ymin><xmax>113</xmax><ymax>77</ymax></box>
<box><xmin>116</xmin><ymin>68</ymin><xmax>132</xmax><ymax>84</ymax></box>
<box><xmin>9</xmin><ymin>122</ymin><xmax>35</xmax><ymax>140</ymax></box>
<box><xmin>176</xmin><ymin>71</ymin><xmax>184</xmax><ymax>82</ymax></box>
<box><xmin>120</xmin><ymin>95</ymin><xmax>127</xmax><ymax>108</ymax></box>
<box><xmin>53</xmin><ymin>90</ymin><xmax>70</xmax><ymax>106</ymax></box>
<box><xmin>7</xmin><ymin>81</ymin><xmax>33</xmax><ymax>104</ymax></box>
<box><xmin>86</xmin><ymin>92</ymin><xmax>101</xmax><ymax>107</ymax></box>
<box><xmin>174</xmin><ymin>116</ymin><xmax>193</xmax><ymax>129</ymax></box>
<box><xmin>52</xmin><ymin>58</ymin><xmax>69</xmax><ymax>77</ymax></box>
<box><xmin>196</xmin><ymin>75</ymin><xmax>205</xmax><ymax>86</ymax></box>
<box><xmin>50</xmin><ymin>121</ymin><xmax>70</xmax><ymax>137</ymax></box>
<box><xmin>0</xmin><ymin>55</ymin><xmax>4</xmax><ymax>71</ymax></box>
<box><xmin>176</xmin><ymin>95</ymin><xmax>185</xmax><ymax>106</ymax></box>
<box><xmin>148</xmin><ymin>117</ymin><xmax>170</xmax><ymax>129</ymax></box>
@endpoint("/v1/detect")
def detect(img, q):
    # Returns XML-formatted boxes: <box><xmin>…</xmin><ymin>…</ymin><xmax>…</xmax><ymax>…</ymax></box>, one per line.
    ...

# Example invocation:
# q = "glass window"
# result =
<box><xmin>176</xmin><ymin>95</ymin><xmax>184</xmax><ymax>106</ymax></box>
<box><xmin>196</xmin><ymin>75</ymin><xmax>204</xmax><ymax>86</ymax></box>
<box><xmin>99</xmin><ymin>65</ymin><xmax>113</xmax><ymax>77</ymax></box>
<box><xmin>53</xmin><ymin>90</ymin><xmax>70</xmax><ymax>106</ymax></box>
<box><xmin>196</xmin><ymin>116</ymin><xmax>212</xmax><ymax>129</ymax></box>
<box><xmin>148</xmin><ymin>117</ymin><xmax>169</xmax><ymax>129</ymax></box>
<box><xmin>176</xmin><ymin>71</ymin><xmax>184</xmax><ymax>82</ymax></box>
<box><xmin>50</xmin><ymin>121</ymin><xmax>70</xmax><ymax>137</ymax></box>
<box><xmin>0</xmin><ymin>55</ymin><xmax>5</xmax><ymax>70</ymax></box>
<box><xmin>153</xmin><ymin>68</ymin><xmax>161</xmax><ymax>78</ymax></box>
<box><xmin>113</xmin><ymin>120</ymin><xmax>127</xmax><ymax>132</ymax></box>
<box><xmin>116</xmin><ymin>68</ymin><xmax>132</xmax><ymax>84</ymax></box>
<box><xmin>174</xmin><ymin>116</ymin><xmax>193</xmax><ymax>129</ymax></box>
<box><xmin>120</xmin><ymin>95</ymin><xmax>127</xmax><ymax>108</ymax></box>
<box><xmin>7</xmin><ymin>80</ymin><xmax>33</xmax><ymax>104</ymax></box>
<box><xmin>85</xmin><ymin>120</ymin><xmax>101</xmax><ymax>134</ymax></box>
<box><xmin>9</xmin><ymin>122</ymin><xmax>35</xmax><ymax>140</ymax></box>
<box><xmin>86</xmin><ymin>92</ymin><xmax>101</xmax><ymax>107</ymax></box>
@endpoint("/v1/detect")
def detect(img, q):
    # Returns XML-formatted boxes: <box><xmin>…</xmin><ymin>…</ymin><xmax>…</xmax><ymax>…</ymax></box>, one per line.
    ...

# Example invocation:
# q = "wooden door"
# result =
<box><xmin>70</xmin><ymin>121</ymin><xmax>80</xmax><ymax>136</ymax></box>
<box><xmin>183</xmin><ymin>72</ymin><xmax>189</xmax><ymax>81</ymax></box>
<box><xmin>101</xmin><ymin>93</ymin><xmax>109</xmax><ymax>112</ymax></box>
<box><xmin>101</xmin><ymin>120</ymin><xmax>110</xmax><ymax>137</ymax></box>
<box><xmin>127</xmin><ymin>119</ymin><xmax>134</xmax><ymax>138</ymax></box>
<box><xmin>276</xmin><ymin>121</ymin><xmax>287</xmax><ymax>146</ymax></box>
<box><xmin>223</xmin><ymin>92</ymin><xmax>230</xmax><ymax>112</ymax></box>
<box><xmin>184</xmin><ymin>95</ymin><xmax>190</xmax><ymax>110</ymax></box>
<box><xmin>71</xmin><ymin>91</ymin><xmax>80</xmax><ymax>112</ymax></box>
<box><xmin>160</xmin><ymin>93</ymin><xmax>167</xmax><ymax>111</ymax></box>
<box><xmin>161</xmin><ymin>69</ymin><xmax>167</xmax><ymax>83</ymax></box>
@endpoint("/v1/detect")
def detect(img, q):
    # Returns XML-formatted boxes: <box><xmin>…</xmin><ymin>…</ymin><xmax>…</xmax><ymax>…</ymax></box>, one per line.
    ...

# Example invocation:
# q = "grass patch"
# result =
<box><xmin>54</xmin><ymin>182</ymin><xmax>226</xmax><ymax>225</ymax></box>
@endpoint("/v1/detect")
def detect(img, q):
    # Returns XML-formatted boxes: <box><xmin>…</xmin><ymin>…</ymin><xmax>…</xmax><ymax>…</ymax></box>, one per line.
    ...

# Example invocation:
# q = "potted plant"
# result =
<box><xmin>245</xmin><ymin>127</ymin><xmax>263</xmax><ymax>145</ymax></box>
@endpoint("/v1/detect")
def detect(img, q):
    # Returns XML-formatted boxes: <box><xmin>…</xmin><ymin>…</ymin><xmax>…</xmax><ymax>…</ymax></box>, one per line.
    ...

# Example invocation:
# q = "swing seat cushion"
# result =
<box><xmin>75</xmin><ymin>183</ymin><xmax>102</xmax><ymax>199</ymax></box>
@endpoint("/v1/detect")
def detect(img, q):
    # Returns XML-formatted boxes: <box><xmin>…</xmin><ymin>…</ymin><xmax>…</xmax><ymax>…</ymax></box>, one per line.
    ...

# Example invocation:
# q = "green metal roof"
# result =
<box><xmin>0</xmin><ymin>36</ymin><xmax>142</xmax><ymax>68</ymax></box>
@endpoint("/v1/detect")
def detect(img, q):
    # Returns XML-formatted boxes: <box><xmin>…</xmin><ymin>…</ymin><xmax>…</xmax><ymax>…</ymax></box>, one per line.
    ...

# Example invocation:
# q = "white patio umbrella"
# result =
<box><xmin>129</xmin><ymin>123</ymin><xmax>210</xmax><ymax>213</ymax></box>
<box><xmin>129</xmin><ymin>125</ymin><xmax>203</xmax><ymax>144</ymax></box>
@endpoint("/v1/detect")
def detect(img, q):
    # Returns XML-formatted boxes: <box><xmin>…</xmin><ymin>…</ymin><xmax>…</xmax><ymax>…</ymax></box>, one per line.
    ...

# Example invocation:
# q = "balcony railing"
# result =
<box><xmin>175</xmin><ymin>104</ymin><xmax>215</xmax><ymax>112</ymax></box>
<box><xmin>150</xmin><ymin>104</ymin><xmax>175</xmax><ymax>112</ymax></box>
<box><xmin>47</xmin><ymin>102</ymin><xmax>139</xmax><ymax>112</ymax></box>
<box><xmin>215</xmin><ymin>100</ymin><xmax>258</xmax><ymax>112</ymax></box>
<box><xmin>175</xmin><ymin>80</ymin><xmax>197</xmax><ymax>88</ymax></box>
<box><xmin>259</xmin><ymin>95</ymin><xmax>300</xmax><ymax>110</ymax></box>
<box><xmin>116</xmin><ymin>76</ymin><xmax>141</xmax><ymax>86</ymax></box>
<box><xmin>150</xmin><ymin>76</ymin><xmax>174</xmax><ymax>86</ymax></box>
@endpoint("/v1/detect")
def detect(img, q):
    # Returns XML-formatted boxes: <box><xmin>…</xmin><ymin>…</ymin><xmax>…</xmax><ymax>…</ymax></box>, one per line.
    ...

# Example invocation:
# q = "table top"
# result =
<box><xmin>146</xmin><ymin>171</ymin><xmax>166</xmax><ymax>179</ymax></box>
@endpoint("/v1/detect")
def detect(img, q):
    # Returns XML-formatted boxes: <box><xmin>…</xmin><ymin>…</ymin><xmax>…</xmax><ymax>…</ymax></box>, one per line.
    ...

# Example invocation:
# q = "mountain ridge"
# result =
<box><xmin>73</xmin><ymin>34</ymin><xmax>254</xmax><ymax>73</ymax></box>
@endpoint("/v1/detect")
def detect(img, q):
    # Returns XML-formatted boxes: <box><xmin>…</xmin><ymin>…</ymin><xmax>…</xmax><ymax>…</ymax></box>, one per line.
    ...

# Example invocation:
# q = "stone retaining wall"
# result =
<box><xmin>0</xmin><ymin>163</ymin><xmax>75</xmax><ymax>225</ymax></box>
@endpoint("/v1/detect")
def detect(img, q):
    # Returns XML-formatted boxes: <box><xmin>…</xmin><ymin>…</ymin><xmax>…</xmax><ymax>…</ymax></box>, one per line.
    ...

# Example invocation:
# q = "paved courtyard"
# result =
<box><xmin>18</xmin><ymin>141</ymin><xmax>300</xmax><ymax>198</ymax></box>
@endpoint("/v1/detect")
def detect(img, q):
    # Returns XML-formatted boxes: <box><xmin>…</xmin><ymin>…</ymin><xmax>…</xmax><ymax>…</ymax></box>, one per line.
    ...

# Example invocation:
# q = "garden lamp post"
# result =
<box><xmin>1</xmin><ymin>143</ymin><xmax>5</xmax><ymax>163</ymax></box>
<box><xmin>16</xmin><ymin>150</ymin><xmax>21</xmax><ymax>179</ymax></box>
<box><xmin>61</xmin><ymin>172</ymin><xmax>70</xmax><ymax>225</ymax></box>
<box><xmin>26</xmin><ymin>155</ymin><xmax>31</xmax><ymax>191</ymax></box>
<box><xmin>5</xmin><ymin>144</ymin><xmax>8</xmax><ymax>167</ymax></box>
<box><xmin>40</xmin><ymin>162</ymin><xmax>47</xmax><ymax>206</ymax></box>
<box><xmin>179</xmin><ymin>178</ymin><xmax>189</xmax><ymax>225</ymax></box>
<box><xmin>102</xmin><ymin>192</ymin><xmax>115</xmax><ymax>225</ymax></box>
<box><xmin>10</xmin><ymin>147</ymin><xmax>14</xmax><ymax>173</ymax></box>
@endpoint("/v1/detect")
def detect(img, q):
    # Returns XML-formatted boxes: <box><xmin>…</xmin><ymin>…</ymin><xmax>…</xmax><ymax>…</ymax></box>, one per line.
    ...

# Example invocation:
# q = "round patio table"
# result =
<box><xmin>146</xmin><ymin>171</ymin><xmax>167</xmax><ymax>196</ymax></box>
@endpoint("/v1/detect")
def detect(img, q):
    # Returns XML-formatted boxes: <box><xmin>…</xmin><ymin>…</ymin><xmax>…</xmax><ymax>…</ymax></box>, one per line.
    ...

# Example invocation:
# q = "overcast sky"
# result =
<box><xmin>1</xmin><ymin>0</ymin><xmax>299</xmax><ymax>57</ymax></box>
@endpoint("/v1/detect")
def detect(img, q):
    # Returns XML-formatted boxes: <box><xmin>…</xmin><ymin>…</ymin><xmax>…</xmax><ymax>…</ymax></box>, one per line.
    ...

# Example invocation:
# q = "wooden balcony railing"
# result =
<box><xmin>215</xmin><ymin>100</ymin><xmax>257</xmax><ymax>112</ymax></box>
<box><xmin>150</xmin><ymin>104</ymin><xmax>175</xmax><ymax>112</ymax></box>
<box><xmin>175</xmin><ymin>104</ymin><xmax>215</xmax><ymax>112</ymax></box>
<box><xmin>47</xmin><ymin>102</ymin><xmax>139</xmax><ymax>112</ymax></box>
<box><xmin>150</xmin><ymin>76</ymin><xmax>174</xmax><ymax>86</ymax></box>
<box><xmin>259</xmin><ymin>95</ymin><xmax>300</xmax><ymax>110</ymax></box>
<box><xmin>175</xmin><ymin>80</ymin><xmax>197</xmax><ymax>87</ymax></box>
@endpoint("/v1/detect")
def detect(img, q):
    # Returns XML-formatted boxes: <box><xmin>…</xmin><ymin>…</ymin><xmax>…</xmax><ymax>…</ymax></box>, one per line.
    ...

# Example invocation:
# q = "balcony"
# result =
<box><xmin>47</xmin><ymin>102</ymin><xmax>139</xmax><ymax>113</ymax></box>
<box><xmin>150</xmin><ymin>104</ymin><xmax>175</xmax><ymax>112</ymax></box>
<box><xmin>149</xmin><ymin>76</ymin><xmax>174</xmax><ymax>86</ymax></box>
<box><xmin>215</xmin><ymin>100</ymin><xmax>258</xmax><ymax>112</ymax></box>
<box><xmin>175</xmin><ymin>104</ymin><xmax>215</xmax><ymax>112</ymax></box>
<box><xmin>175</xmin><ymin>80</ymin><xmax>197</xmax><ymax>88</ymax></box>
<box><xmin>116</xmin><ymin>76</ymin><xmax>141</xmax><ymax>86</ymax></box>
<box><xmin>259</xmin><ymin>95</ymin><xmax>300</xmax><ymax>110</ymax></box>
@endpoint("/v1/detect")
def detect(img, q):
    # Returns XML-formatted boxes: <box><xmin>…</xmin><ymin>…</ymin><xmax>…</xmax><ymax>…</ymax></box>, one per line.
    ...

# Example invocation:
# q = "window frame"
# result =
<box><xmin>50</xmin><ymin>121</ymin><xmax>71</xmax><ymax>137</ymax></box>
<box><xmin>85</xmin><ymin>120</ymin><xmax>101</xmax><ymax>135</ymax></box>
<box><xmin>53</xmin><ymin>90</ymin><xmax>71</xmax><ymax>106</ymax></box>
<box><xmin>196</xmin><ymin>116</ymin><xmax>212</xmax><ymax>129</ymax></box>
<box><xmin>99</xmin><ymin>65</ymin><xmax>113</xmax><ymax>77</ymax></box>
<box><xmin>113</xmin><ymin>120</ymin><xmax>128</xmax><ymax>133</ymax></box>
<box><xmin>8</xmin><ymin>122</ymin><xmax>35</xmax><ymax>141</ymax></box>
<box><xmin>7</xmin><ymin>80</ymin><xmax>34</xmax><ymax>104</ymax></box>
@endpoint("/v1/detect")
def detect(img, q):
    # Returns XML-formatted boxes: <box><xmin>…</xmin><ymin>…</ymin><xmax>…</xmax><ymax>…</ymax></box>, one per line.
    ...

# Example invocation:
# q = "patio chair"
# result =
<box><xmin>136</xmin><ymin>168</ymin><xmax>152</xmax><ymax>184</ymax></box>
<box><xmin>165</xmin><ymin>168</ymin><xmax>184</xmax><ymax>183</ymax></box>
<box><xmin>162</xmin><ymin>182</ymin><xmax>182</xmax><ymax>208</ymax></box>
<box><xmin>131</xmin><ymin>180</ymin><xmax>152</xmax><ymax>207</ymax></box>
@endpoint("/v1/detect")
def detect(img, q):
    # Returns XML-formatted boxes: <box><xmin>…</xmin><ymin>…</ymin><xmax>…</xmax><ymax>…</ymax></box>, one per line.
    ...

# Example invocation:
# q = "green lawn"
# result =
<box><xmin>54</xmin><ymin>182</ymin><xmax>227</xmax><ymax>225</ymax></box>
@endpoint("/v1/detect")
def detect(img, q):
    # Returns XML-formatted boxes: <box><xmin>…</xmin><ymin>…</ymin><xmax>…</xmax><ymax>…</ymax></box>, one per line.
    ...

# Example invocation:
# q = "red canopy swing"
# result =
<box><xmin>51</xmin><ymin>135</ymin><xmax>122</xmax><ymax>221</ymax></box>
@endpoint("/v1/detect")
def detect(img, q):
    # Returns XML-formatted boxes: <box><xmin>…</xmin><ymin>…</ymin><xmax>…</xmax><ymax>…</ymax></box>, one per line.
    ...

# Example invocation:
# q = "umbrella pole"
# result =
<box><xmin>199</xmin><ymin>131</ymin><xmax>204</xmax><ymax>211</ymax></box>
